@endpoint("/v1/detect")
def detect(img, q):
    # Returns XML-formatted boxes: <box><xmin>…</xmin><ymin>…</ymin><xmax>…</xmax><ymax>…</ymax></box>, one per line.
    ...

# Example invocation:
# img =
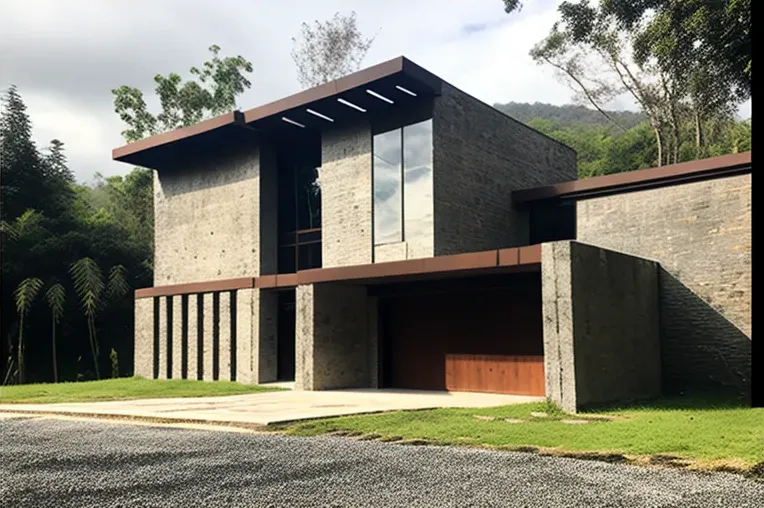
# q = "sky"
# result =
<box><xmin>0</xmin><ymin>0</ymin><xmax>751</xmax><ymax>183</ymax></box>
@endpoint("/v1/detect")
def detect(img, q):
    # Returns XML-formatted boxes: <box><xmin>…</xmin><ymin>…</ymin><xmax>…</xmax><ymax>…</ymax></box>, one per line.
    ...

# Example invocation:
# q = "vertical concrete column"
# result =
<box><xmin>187</xmin><ymin>294</ymin><xmax>199</xmax><ymax>381</ymax></box>
<box><xmin>172</xmin><ymin>296</ymin><xmax>183</xmax><ymax>379</ymax></box>
<box><xmin>202</xmin><ymin>293</ymin><xmax>214</xmax><ymax>381</ymax></box>
<box><xmin>296</xmin><ymin>283</ymin><xmax>370</xmax><ymax>390</ymax></box>
<box><xmin>235</xmin><ymin>289</ymin><xmax>254</xmax><ymax>384</ymax></box>
<box><xmin>133</xmin><ymin>298</ymin><xmax>154</xmax><ymax>379</ymax></box>
<box><xmin>218</xmin><ymin>292</ymin><xmax>232</xmax><ymax>381</ymax></box>
<box><xmin>255</xmin><ymin>289</ymin><xmax>278</xmax><ymax>384</ymax></box>
<box><xmin>541</xmin><ymin>242</ymin><xmax>576</xmax><ymax>412</ymax></box>
<box><xmin>295</xmin><ymin>285</ymin><xmax>315</xmax><ymax>390</ymax></box>
<box><xmin>157</xmin><ymin>297</ymin><xmax>169</xmax><ymax>380</ymax></box>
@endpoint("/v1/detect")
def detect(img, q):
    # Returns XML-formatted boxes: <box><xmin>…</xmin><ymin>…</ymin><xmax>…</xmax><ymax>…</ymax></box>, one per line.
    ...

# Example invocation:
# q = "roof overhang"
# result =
<box><xmin>112</xmin><ymin>56</ymin><xmax>443</xmax><ymax>171</ymax></box>
<box><xmin>513</xmin><ymin>151</ymin><xmax>752</xmax><ymax>206</ymax></box>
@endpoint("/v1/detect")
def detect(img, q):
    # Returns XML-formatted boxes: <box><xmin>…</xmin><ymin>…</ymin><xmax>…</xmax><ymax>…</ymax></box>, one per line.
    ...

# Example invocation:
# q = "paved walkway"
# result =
<box><xmin>0</xmin><ymin>389</ymin><xmax>541</xmax><ymax>427</ymax></box>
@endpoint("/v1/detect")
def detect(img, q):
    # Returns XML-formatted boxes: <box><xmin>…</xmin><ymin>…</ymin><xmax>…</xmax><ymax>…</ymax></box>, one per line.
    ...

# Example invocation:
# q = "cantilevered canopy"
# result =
<box><xmin>112</xmin><ymin>56</ymin><xmax>442</xmax><ymax>171</ymax></box>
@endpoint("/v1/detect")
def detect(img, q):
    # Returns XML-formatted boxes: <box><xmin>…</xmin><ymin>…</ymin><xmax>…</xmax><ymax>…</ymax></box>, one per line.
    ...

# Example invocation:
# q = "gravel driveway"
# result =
<box><xmin>1</xmin><ymin>416</ymin><xmax>762</xmax><ymax>508</ymax></box>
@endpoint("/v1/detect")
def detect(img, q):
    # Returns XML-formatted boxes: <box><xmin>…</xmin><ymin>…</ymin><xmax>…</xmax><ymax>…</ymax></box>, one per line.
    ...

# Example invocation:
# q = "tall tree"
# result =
<box><xmin>13</xmin><ymin>277</ymin><xmax>43</xmax><ymax>384</ymax></box>
<box><xmin>45</xmin><ymin>283</ymin><xmax>66</xmax><ymax>383</ymax></box>
<box><xmin>524</xmin><ymin>0</ymin><xmax>749</xmax><ymax>166</ymax></box>
<box><xmin>112</xmin><ymin>45</ymin><xmax>253</xmax><ymax>142</ymax></box>
<box><xmin>291</xmin><ymin>11</ymin><xmax>377</xmax><ymax>89</ymax></box>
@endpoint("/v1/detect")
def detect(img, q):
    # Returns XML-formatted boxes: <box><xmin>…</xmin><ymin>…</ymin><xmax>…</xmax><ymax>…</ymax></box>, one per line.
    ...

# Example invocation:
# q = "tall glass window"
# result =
<box><xmin>372</xmin><ymin>119</ymin><xmax>433</xmax><ymax>247</ymax></box>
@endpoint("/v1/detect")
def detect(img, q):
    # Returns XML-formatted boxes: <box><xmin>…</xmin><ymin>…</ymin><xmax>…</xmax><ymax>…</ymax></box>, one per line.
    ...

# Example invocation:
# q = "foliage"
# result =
<box><xmin>13</xmin><ymin>278</ymin><xmax>43</xmax><ymax>384</ymax></box>
<box><xmin>291</xmin><ymin>11</ymin><xmax>377</xmax><ymax>89</ymax></box>
<box><xmin>45</xmin><ymin>283</ymin><xmax>66</xmax><ymax>383</ymax></box>
<box><xmin>69</xmin><ymin>257</ymin><xmax>105</xmax><ymax>379</ymax></box>
<box><xmin>0</xmin><ymin>377</ymin><xmax>284</xmax><ymax>404</ymax></box>
<box><xmin>0</xmin><ymin>87</ymin><xmax>156</xmax><ymax>384</ymax></box>
<box><xmin>495</xmin><ymin>101</ymin><xmax>646</xmax><ymax>130</ymax></box>
<box><xmin>110</xmin><ymin>349</ymin><xmax>119</xmax><ymax>379</ymax></box>
<box><xmin>525</xmin><ymin>0</ymin><xmax>750</xmax><ymax>166</ymax></box>
<box><xmin>112</xmin><ymin>45</ymin><xmax>253</xmax><ymax>142</ymax></box>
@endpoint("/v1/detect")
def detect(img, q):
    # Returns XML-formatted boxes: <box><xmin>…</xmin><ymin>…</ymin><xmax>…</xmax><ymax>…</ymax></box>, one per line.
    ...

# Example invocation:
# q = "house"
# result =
<box><xmin>113</xmin><ymin>57</ymin><xmax>752</xmax><ymax>413</ymax></box>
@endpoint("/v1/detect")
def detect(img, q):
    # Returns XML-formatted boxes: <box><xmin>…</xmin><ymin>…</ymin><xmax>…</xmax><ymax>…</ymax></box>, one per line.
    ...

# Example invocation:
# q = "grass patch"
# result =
<box><xmin>282</xmin><ymin>396</ymin><xmax>764</xmax><ymax>471</ymax></box>
<box><xmin>0</xmin><ymin>376</ymin><xmax>283</xmax><ymax>404</ymax></box>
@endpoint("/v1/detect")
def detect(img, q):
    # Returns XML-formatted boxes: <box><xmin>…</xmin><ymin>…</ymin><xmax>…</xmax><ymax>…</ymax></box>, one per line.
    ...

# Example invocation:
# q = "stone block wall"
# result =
<box><xmin>432</xmin><ymin>83</ymin><xmax>577</xmax><ymax>256</ymax></box>
<box><xmin>542</xmin><ymin>241</ymin><xmax>661</xmax><ymax>413</ymax></box>
<box><xmin>576</xmin><ymin>174</ymin><xmax>752</xmax><ymax>394</ymax></box>
<box><xmin>295</xmin><ymin>283</ymin><xmax>373</xmax><ymax>390</ymax></box>
<box><xmin>320</xmin><ymin>123</ymin><xmax>373</xmax><ymax>268</ymax></box>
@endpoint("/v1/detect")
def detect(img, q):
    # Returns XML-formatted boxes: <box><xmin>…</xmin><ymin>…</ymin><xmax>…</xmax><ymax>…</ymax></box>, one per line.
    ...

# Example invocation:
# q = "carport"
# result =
<box><xmin>291</xmin><ymin>245</ymin><xmax>545</xmax><ymax>397</ymax></box>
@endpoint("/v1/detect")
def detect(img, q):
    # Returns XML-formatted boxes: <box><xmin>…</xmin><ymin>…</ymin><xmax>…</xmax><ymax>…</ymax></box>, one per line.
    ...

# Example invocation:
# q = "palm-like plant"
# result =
<box><xmin>45</xmin><ymin>283</ymin><xmax>66</xmax><ymax>383</ymax></box>
<box><xmin>107</xmin><ymin>265</ymin><xmax>131</xmax><ymax>300</ymax></box>
<box><xmin>13</xmin><ymin>277</ymin><xmax>44</xmax><ymax>384</ymax></box>
<box><xmin>69</xmin><ymin>258</ymin><xmax>104</xmax><ymax>379</ymax></box>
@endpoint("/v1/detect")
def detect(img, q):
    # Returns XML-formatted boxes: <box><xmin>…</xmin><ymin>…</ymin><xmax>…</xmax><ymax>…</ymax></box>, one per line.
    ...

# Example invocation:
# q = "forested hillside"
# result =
<box><xmin>496</xmin><ymin>102</ymin><xmax>751</xmax><ymax>178</ymax></box>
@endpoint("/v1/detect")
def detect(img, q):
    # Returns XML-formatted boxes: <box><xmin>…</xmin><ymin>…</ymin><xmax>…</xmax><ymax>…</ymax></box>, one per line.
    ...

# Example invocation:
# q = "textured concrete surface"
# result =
<box><xmin>296</xmin><ymin>283</ymin><xmax>371</xmax><ymax>390</ymax></box>
<box><xmin>0</xmin><ymin>390</ymin><xmax>541</xmax><ymax>426</ymax></box>
<box><xmin>432</xmin><ymin>82</ymin><xmax>576</xmax><ymax>256</ymax></box>
<box><xmin>134</xmin><ymin>298</ymin><xmax>153</xmax><ymax>379</ymax></box>
<box><xmin>542</xmin><ymin>241</ymin><xmax>661</xmax><ymax>412</ymax></box>
<box><xmin>153</xmin><ymin>147</ymin><xmax>261</xmax><ymax>286</ymax></box>
<box><xmin>202</xmin><ymin>294</ymin><xmax>214</xmax><ymax>381</ymax></box>
<box><xmin>2</xmin><ymin>417</ymin><xmax>762</xmax><ymax>508</ymax></box>
<box><xmin>157</xmin><ymin>297</ymin><xmax>168</xmax><ymax>380</ymax></box>
<box><xmin>320</xmin><ymin>123</ymin><xmax>373</xmax><ymax>268</ymax></box>
<box><xmin>218</xmin><ymin>291</ymin><xmax>231</xmax><ymax>381</ymax></box>
<box><xmin>172</xmin><ymin>296</ymin><xmax>183</xmax><ymax>379</ymax></box>
<box><xmin>577</xmin><ymin>174</ymin><xmax>751</xmax><ymax>394</ymax></box>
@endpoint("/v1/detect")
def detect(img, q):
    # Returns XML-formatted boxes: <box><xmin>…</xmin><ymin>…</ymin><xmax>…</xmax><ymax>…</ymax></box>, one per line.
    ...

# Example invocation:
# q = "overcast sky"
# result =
<box><xmin>1</xmin><ymin>0</ymin><xmax>751</xmax><ymax>183</ymax></box>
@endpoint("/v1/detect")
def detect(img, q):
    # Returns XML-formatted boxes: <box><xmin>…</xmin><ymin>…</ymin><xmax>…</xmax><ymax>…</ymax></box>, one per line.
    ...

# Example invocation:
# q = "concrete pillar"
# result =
<box><xmin>187</xmin><ymin>294</ymin><xmax>199</xmax><ymax>380</ymax></box>
<box><xmin>157</xmin><ymin>297</ymin><xmax>169</xmax><ymax>380</ymax></box>
<box><xmin>218</xmin><ymin>292</ymin><xmax>232</xmax><ymax>381</ymax></box>
<box><xmin>296</xmin><ymin>283</ymin><xmax>371</xmax><ymax>390</ymax></box>
<box><xmin>172</xmin><ymin>296</ymin><xmax>183</xmax><ymax>379</ymax></box>
<box><xmin>255</xmin><ymin>289</ymin><xmax>278</xmax><ymax>383</ymax></box>
<box><xmin>542</xmin><ymin>241</ymin><xmax>661</xmax><ymax>413</ymax></box>
<box><xmin>134</xmin><ymin>298</ymin><xmax>154</xmax><ymax>379</ymax></box>
<box><xmin>202</xmin><ymin>293</ymin><xmax>214</xmax><ymax>381</ymax></box>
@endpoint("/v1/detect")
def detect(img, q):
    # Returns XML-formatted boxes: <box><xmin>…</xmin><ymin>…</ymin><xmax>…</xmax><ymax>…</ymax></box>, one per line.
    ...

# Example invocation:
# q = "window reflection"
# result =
<box><xmin>373</xmin><ymin>129</ymin><xmax>403</xmax><ymax>245</ymax></box>
<box><xmin>403</xmin><ymin>120</ymin><xmax>433</xmax><ymax>250</ymax></box>
<box><xmin>372</xmin><ymin>119</ymin><xmax>433</xmax><ymax>249</ymax></box>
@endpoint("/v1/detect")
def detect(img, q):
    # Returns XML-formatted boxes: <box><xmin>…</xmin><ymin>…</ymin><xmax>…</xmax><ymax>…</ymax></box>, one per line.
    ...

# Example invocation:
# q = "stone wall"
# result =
<box><xmin>432</xmin><ymin>83</ymin><xmax>576</xmax><ymax>256</ymax></box>
<box><xmin>576</xmin><ymin>174</ymin><xmax>752</xmax><ymax>394</ymax></box>
<box><xmin>542</xmin><ymin>241</ymin><xmax>661</xmax><ymax>413</ymax></box>
<box><xmin>153</xmin><ymin>144</ymin><xmax>276</xmax><ymax>285</ymax></box>
<box><xmin>295</xmin><ymin>283</ymin><xmax>373</xmax><ymax>390</ymax></box>
<box><xmin>320</xmin><ymin>123</ymin><xmax>373</xmax><ymax>268</ymax></box>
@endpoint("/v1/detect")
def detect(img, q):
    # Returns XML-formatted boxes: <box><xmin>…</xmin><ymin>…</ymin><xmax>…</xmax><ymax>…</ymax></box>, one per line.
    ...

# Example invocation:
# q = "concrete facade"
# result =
<box><xmin>576</xmin><ymin>174</ymin><xmax>752</xmax><ymax>394</ymax></box>
<box><xmin>296</xmin><ymin>283</ymin><xmax>373</xmax><ymax>390</ymax></box>
<box><xmin>320</xmin><ymin>123</ymin><xmax>373</xmax><ymax>268</ymax></box>
<box><xmin>542</xmin><ymin>241</ymin><xmax>661</xmax><ymax>413</ymax></box>
<box><xmin>432</xmin><ymin>83</ymin><xmax>577</xmax><ymax>256</ymax></box>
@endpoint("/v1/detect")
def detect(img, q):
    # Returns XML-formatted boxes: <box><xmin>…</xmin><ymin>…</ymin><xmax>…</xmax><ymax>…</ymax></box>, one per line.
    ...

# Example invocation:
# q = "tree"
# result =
<box><xmin>70</xmin><ymin>258</ymin><xmax>105</xmax><ymax>379</ymax></box>
<box><xmin>291</xmin><ymin>11</ymin><xmax>377</xmax><ymax>89</ymax></box>
<box><xmin>525</xmin><ymin>0</ymin><xmax>749</xmax><ymax>166</ymax></box>
<box><xmin>13</xmin><ymin>277</ymin><xmax>43</xmax><ymax>384</ymax></box>
<box><xmin>45</xmin><ymin>283</ymin><xmax>66</xmax><ymax>383</ymax></box>
<box><xmin>112</xmin><ymin>45</ymin><xmax>253</xmax><ymax>142</ymax></box>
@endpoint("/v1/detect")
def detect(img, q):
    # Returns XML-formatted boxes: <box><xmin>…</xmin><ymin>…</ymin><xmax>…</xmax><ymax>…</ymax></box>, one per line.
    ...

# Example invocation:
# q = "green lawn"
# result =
<box><xmin>0</xmin><ymin>377</ymin><xmax>283</xmax><ymax>404</ymax></box>
<box><xmin>282</xmin><ymin>396</ymin><xmax>764</xmax><ymax>473</ymax></box>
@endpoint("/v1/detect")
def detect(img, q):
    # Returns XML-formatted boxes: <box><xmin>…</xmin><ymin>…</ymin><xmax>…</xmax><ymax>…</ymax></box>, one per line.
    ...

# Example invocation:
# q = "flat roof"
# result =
<box><xmin>134</xmin><ymin>245</ymin><xmax>542</xmax><ymax>299</ymax></box>
<box><xmin>112</xmin><ymin>56</ymin><xmax>442</xmax><ymax>170</ymax></box>
<box><xmin>513</xmin><ymin>151</ymin><xmax>752</xmax><ymax>205</ymax></box>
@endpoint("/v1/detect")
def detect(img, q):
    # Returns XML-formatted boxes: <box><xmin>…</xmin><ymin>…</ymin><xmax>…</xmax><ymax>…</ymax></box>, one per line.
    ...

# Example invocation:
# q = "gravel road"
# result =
<box><xmin>1</xmin><ymin>415</ymin><xmax>762</xmax><ymax>508</ymax></box>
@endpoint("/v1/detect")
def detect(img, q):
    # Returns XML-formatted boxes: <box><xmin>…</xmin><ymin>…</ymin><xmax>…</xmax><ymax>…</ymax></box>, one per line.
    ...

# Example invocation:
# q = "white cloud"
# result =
<box><xmin>0</xmin><ymin>0</ymin><xmax>749</xmax><ymax>182</ymax></box>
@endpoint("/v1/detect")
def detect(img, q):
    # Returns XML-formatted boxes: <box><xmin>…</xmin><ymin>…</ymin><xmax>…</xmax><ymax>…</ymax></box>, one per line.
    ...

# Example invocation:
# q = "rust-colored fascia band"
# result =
<box><xmin>134</xmin><ymin>277</ymin><xmax>255</xmax><ymax>299</ymax></box>
<box><xmin>112</xmin><ymin>112</ymin><xmax>239</xmax><ymax>162</ymax></box>
<box><xmin>513</xmin><ymin>151</ymin><xmax>752</xmax><ymax>204</ymax></box>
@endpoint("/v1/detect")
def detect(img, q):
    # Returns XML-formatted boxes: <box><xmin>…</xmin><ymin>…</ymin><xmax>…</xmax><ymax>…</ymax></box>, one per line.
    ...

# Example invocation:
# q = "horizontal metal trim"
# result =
<box><xmin>134</xmin><ymin>277</ymin><xmax>255</xmax><ymax>299</ymax></box>
<box><xmin>513</xmin><ymin>152</ymin><xmax>752</xmax><ymax>205</ymax></box>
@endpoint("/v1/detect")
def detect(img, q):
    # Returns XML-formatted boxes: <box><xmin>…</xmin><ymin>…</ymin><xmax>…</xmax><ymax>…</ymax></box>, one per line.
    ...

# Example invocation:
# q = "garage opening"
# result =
<box><xmin>377</xmin><ymin>272</ymin><xmax>544</xmax><ymax>396</ymax></box>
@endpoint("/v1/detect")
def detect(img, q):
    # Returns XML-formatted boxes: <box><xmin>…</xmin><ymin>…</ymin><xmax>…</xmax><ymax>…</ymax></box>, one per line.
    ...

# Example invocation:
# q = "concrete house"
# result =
<box><xmin>113</xmin><ymin>57</ymin><xmax>752</xmax><ymax>412</ymax></box>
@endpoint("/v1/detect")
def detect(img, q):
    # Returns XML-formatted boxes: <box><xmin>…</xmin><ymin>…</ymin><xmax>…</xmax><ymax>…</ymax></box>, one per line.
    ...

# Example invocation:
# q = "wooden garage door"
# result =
<box><xmin>381</xmin><ymin>278</ymin><xmax>544</xmax><ymax>396</ymax></box>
